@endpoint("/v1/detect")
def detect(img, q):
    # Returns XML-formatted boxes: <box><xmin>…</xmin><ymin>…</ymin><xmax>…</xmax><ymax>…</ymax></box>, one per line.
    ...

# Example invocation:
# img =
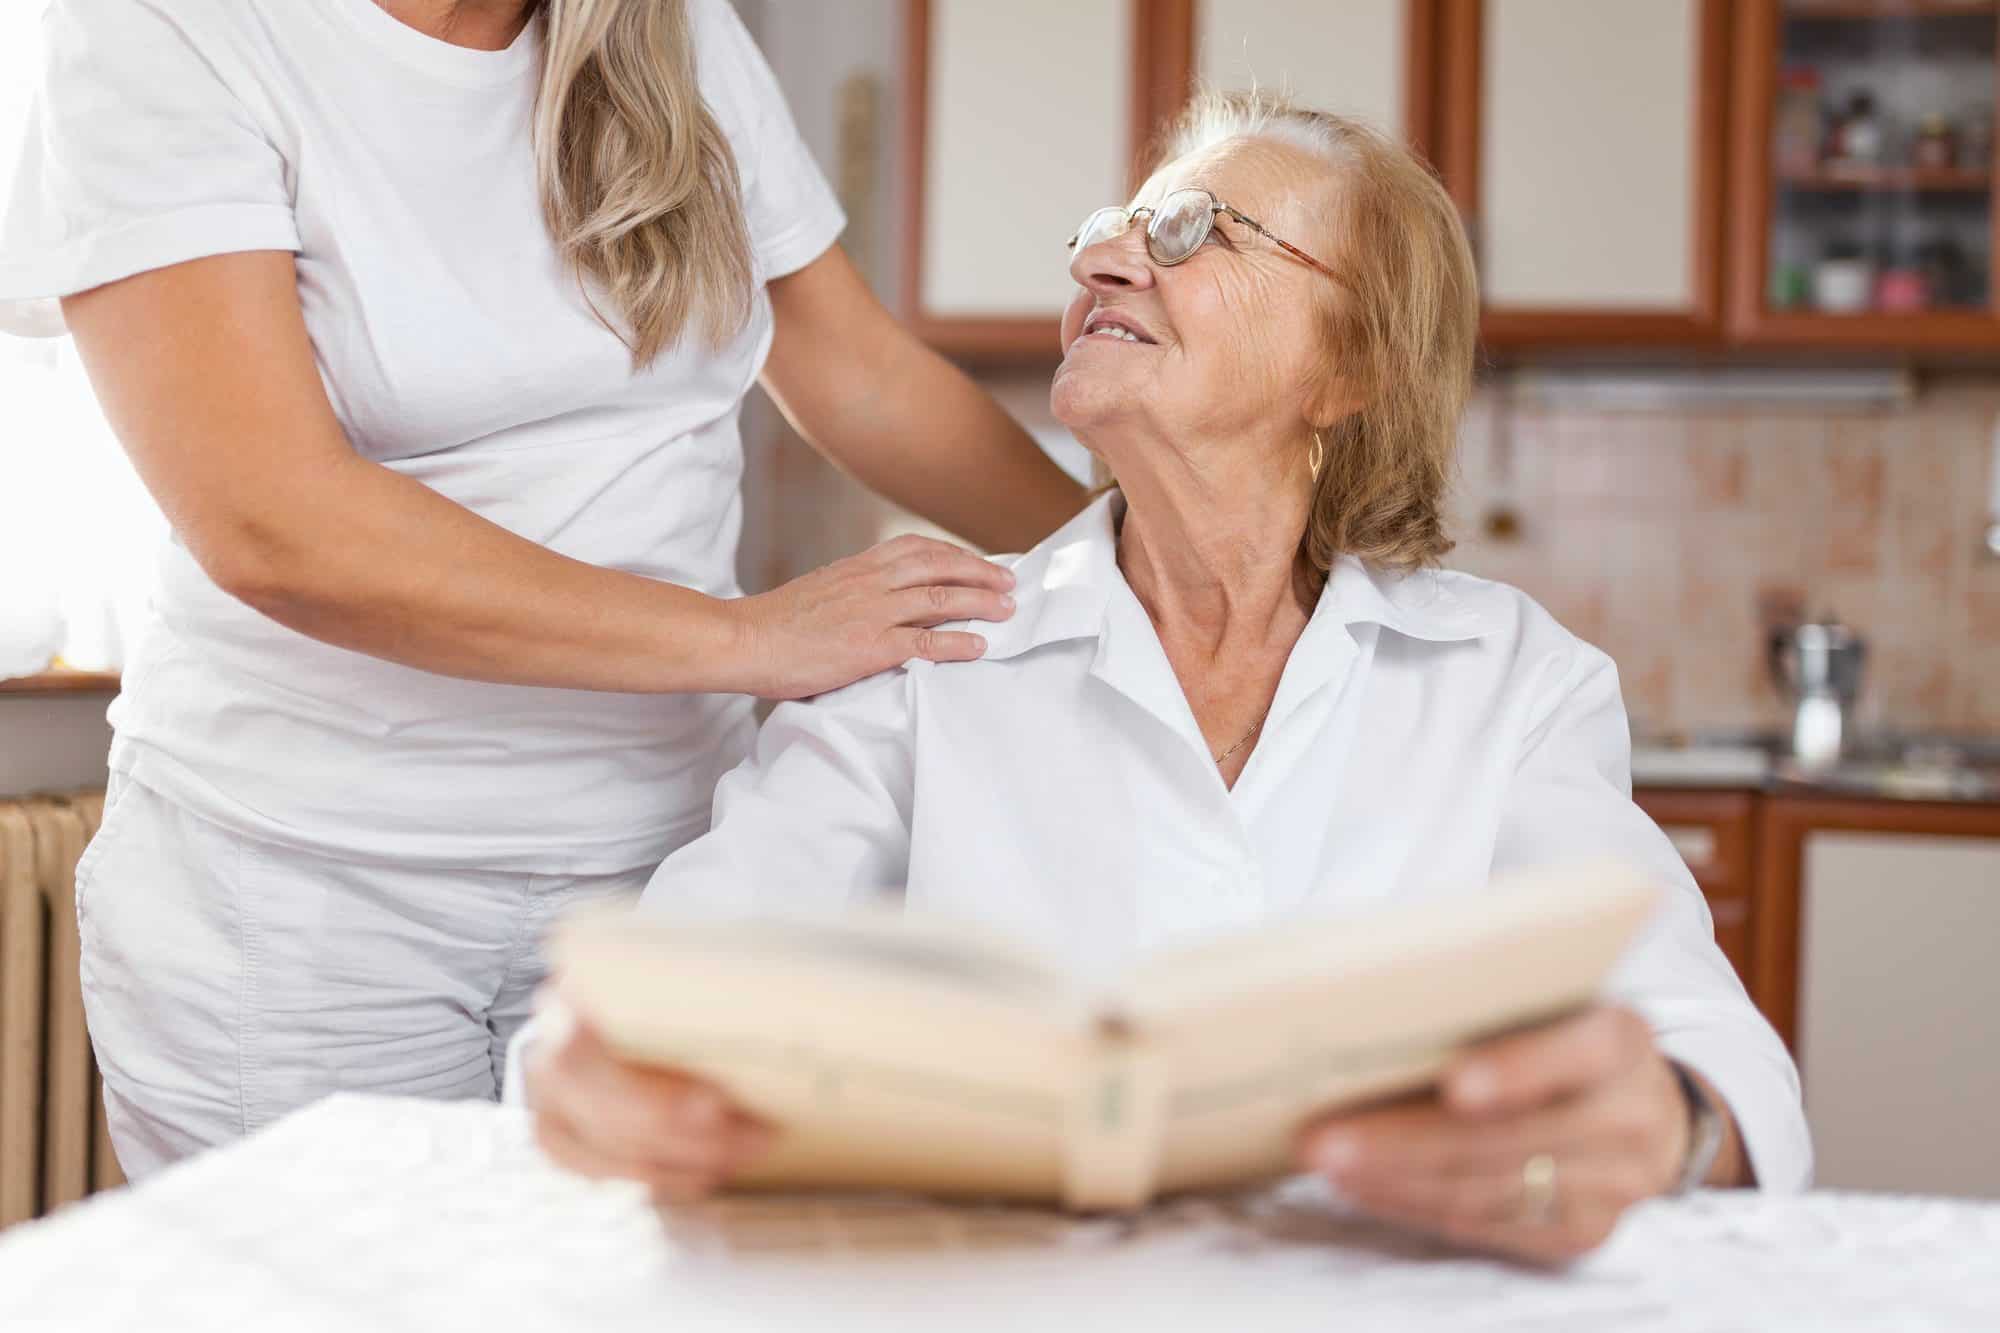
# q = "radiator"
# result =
<box><xmin>0</xmin><ymin>791</ymin><xmax>124</xmax><ymax>1230</ymax></box>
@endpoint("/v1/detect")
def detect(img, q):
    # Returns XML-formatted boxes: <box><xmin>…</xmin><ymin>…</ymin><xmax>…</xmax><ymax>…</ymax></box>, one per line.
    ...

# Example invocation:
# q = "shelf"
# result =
<box><xmin>1779</xmin><ymin>166</ymin><xmax>1993</xmax><ymax>192</ymax></box>
<box><xmin>1784</xmin><ymin>2</ymin><xmax>1998</xmax><ymax>19</ymax></box>
<box><xmin>0</xmin><ymin>670</ymin><xmax>121</xmax><ymax>695</ymax></box>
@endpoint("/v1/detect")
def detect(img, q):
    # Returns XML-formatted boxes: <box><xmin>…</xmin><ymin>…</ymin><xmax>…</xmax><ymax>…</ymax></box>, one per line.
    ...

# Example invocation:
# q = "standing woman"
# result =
<box><xmin>0</xmin><ymin>0</ymin><xmax>1082</xmax><ymax>1177</ymax></box>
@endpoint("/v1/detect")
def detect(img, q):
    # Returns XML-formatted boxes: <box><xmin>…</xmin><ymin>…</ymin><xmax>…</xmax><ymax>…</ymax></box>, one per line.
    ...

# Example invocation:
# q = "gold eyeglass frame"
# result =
<box><xmin>1066</xmin><ymin>187</ymin><xmax>1338</xmax><ymax>280</ymax></box>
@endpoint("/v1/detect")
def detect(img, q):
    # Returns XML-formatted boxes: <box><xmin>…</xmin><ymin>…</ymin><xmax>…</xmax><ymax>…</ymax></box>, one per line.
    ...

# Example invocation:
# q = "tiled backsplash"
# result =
<box><xmin>1448</xmin><ymin>382</ymin><xmax>2000</xmax><ymax>738</ymax></box>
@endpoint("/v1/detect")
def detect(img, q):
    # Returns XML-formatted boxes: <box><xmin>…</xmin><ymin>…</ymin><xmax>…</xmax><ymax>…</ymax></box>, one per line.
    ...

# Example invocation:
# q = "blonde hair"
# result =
<box><xmin>1155</xmin><ymin>89</ymin><xmax>1479</xmax><ymax>581</ymax></box>
<box><xmin>532</xmin><ymin>0</ymin><xmax>755</xmax><ymax>367</ymax></box>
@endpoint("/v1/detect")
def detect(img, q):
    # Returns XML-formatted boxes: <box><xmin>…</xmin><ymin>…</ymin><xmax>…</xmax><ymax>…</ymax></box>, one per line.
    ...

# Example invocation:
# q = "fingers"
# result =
<box><xmin>1293</xmin><ymin>1006</ymin><xmax>1686</xmax><ymax>1265</ymax></box>
<box><xmin>873</xmin><ymin>536</ymin><xmax>1017</xmax><ymax>594</ymax></box>
<box><xmin>1350</xmin><ymin>1185</ymin><xmax>1625</xmax><ymax>1267</ymax></box>
<box><xmin>895</xmin><ymin>627</ymin><xmax>989</xmax><ymax>664</ymax></box>
<box><xmin>534</xmin><ymin>1097</ymin><xmax>729</xmax><ymax>1203</ymax></box>
<box><xmin>1443</xmin><ymin>1004</ymin><xmax>1656</xmax><ymax>1118</ymax></box>
<box><xmin>528</xmin><ymin>1018</ymin><xmax>773</xmax><ymax>1194</ymax></box>
<box><xmin>1301</xmin><ymin>1092</ymin><xmax>1605</xmax><ymax>1182</ymax></box>
<box><xmin>895</xmin><ymin>583</ymin><xmax>1015</xmax><ymax>628</ymax></box>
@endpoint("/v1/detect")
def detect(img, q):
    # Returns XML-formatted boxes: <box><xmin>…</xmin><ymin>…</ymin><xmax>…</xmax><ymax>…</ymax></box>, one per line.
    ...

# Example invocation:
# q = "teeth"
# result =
<box><xmin>1089</xmin><ymin>325</ymin><xmax>1140</xmax><ymax>342</ymax></box>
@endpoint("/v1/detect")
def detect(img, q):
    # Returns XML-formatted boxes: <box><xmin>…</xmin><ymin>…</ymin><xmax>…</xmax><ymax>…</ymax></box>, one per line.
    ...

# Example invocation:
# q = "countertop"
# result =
<box><xmin>1632</xmin><ymin>733</ymin><xmax>2000</xmax><ymax>803</ymax></box>
<box><xmin>2</xmin><ymin>1095</ymin><xmax>1997</xmax><ymax>1331</ymax></box>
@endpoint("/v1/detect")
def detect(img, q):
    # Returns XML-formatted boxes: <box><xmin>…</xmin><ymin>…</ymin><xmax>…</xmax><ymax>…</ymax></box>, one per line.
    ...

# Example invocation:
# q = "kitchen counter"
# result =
<box><xmin>1632</xmin><ymin>733</ymin><xmax>2000</xmax><ymax>804</ymax></box>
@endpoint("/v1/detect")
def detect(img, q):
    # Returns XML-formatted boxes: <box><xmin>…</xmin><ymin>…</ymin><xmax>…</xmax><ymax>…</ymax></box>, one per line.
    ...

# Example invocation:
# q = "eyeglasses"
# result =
<box><xmin>1066</xmin><ymin>187</ymin><xmax>1337</xmax><ymax>280</ymax></box>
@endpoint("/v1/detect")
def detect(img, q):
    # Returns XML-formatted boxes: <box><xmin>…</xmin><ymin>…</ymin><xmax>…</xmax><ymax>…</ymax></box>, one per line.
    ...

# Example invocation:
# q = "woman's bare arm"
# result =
<box><xmin>63</xmin><ymin>251</ymin><xmax>1013</xmax><ymax>698</ymax></box>
<box><xmin>761</xmin><ymin>246</ymin><xmax>1085</xmax><ymax>555</ymax></box>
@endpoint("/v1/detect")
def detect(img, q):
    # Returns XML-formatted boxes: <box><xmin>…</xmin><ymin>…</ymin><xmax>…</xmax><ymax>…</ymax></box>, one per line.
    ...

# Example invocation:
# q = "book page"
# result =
<box><xmin>553</xmin><ymin>907</ymin><xmax>1102</xmax><ymax>1202</ymax></box>
<box><xmin>1119</xmin><ymin>862</ymin><xmax>1658</xmax><ymax>1193</ymax></box>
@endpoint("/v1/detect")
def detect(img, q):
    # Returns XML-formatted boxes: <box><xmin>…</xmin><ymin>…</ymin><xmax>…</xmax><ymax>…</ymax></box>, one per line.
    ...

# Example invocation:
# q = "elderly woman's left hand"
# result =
<box><xmin>1296</xmin><ymin>1004</ymin><xmax>1723</xmax><ymax>1264</ymax></box>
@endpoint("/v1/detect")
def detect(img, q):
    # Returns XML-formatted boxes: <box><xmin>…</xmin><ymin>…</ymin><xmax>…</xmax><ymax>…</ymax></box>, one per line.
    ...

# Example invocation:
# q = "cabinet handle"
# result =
<box><xmin>1708</xmin><ymin>899</ymin><xmax>1749</xmax><ymax>928</ymax></box>
<box><xmin>1662</xmin><ymin>824</ymin><xmax>1719</xmax><ymax>869</ymax></box>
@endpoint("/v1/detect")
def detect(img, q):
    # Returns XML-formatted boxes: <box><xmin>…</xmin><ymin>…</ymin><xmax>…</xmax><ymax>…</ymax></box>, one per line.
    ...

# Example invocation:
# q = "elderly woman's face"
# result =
<box><xmin>1051</xmin><ymin>138</ymin><xmax>1341</xmax><ymax>461</ymax></box>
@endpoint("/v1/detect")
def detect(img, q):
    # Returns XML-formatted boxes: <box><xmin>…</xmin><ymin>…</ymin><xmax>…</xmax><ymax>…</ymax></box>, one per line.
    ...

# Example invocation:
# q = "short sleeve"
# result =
<box><xmin>688</xmin><ymin>0</ymin><xmax>846</xmax><ymax>282</ymax></box>
<box><xmin>0</xmin><ymin>0</ymin><xmax>300</xmax><ymax>334</ymax></box>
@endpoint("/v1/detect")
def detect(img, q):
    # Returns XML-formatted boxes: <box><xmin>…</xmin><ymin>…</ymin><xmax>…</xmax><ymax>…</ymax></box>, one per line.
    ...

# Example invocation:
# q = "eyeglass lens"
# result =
<box><xmin>1072</xmin><ymin>190</ymin><xmax>1214</xmax><ymax>264</ymax></box>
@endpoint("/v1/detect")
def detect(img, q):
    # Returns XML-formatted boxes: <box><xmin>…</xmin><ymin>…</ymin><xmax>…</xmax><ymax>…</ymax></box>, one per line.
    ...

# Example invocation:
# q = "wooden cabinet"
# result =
<box><xmin>897</xmin><ymin>0</ymin><xmax>1436</xmax><ymax>364</ymax></box>
<box><xmin>899</xmin><ymin>0</ymin><xmax>1187</xmax><ymax>362</ymax></box>
<box><xmin>1634</xmin><ymin>787</ymin><xmax>1759</xmax><ymax>984</ymax></box>
<box><xmin>1435</xmin><ymin>0</ymin><xmax>1730</xmax><ymax>347</ymax></box>
<box><xmin>1189</xmin><ymin>0</ymin><xmax>1437</xmax><ymax>153</ymax></box>
<box><xmin>899</xmin><ymin>0</ymin><xmax>2000</xmax><ymax>362</ymax></box>
<box><xmin>1727</xmin><ymin>1</ymin><xmax>2000</xmax><ymax>351</ymax></box>
<box><xmin>1752</xmin><ymin>795</ymin><xmax>2000</xmax><ymax>1049</ymax></box>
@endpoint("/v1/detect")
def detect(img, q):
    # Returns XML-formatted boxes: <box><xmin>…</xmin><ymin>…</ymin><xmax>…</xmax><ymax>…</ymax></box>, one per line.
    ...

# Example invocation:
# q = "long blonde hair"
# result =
<box><xmin>1155</xmin><ymin>90</ymin><xmax>1479</xmax><ymax>581</ymax></box>
<box><xmin>531</xmin><ymin>0</ymin><xmax>755</xmax><ymax>367</ymax></box>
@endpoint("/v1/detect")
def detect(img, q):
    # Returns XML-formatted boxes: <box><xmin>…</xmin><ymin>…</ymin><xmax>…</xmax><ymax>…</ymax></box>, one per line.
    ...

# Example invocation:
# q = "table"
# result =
<box><xmin>2</xmin><ymin>1095</ymin><xmax>1996</xmax><ymax>1331</ymax></box>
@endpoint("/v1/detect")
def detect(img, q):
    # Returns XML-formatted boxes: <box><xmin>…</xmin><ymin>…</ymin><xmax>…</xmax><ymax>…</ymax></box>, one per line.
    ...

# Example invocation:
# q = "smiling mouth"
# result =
<box><xmin>1075</xmin><ymin>310</ymin><xmax>1157</xmax><ymax>347</ymax></box>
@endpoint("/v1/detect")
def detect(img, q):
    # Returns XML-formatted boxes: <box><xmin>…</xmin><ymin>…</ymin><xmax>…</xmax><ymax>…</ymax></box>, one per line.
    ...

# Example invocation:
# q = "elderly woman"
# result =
<box><xmin>521</xmin><ymin>93</ymin><xmax>1809</xmax><ymax>1263</ymax></box>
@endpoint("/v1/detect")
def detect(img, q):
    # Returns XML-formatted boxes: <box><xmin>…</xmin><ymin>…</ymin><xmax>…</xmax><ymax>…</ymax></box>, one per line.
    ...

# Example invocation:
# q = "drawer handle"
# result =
<box><xmin>1709</xmin><ymin>900</ymin><xmax>1748</xmax><ymax>927</ymax></box>
<box><xmin>1662</xmin><ymin>825</ymin><xmax>1718</xmax><ymax>867</ymax></box>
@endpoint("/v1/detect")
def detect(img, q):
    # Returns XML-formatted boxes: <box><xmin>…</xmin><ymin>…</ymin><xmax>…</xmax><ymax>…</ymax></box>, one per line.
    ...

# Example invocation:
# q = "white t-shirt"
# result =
<box><xmin>0</xmin><ymin>0</ymin><xmax>845</xmax><ymax>873</ymax></box>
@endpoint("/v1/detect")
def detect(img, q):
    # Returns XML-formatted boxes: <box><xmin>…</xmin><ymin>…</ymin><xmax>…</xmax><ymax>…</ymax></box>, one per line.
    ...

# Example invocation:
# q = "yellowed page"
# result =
<box><xmin>553</xmin><ymin>910</ymin><xmax>1102</xmax><ymax>1203</ymax></box>
<box><xmin>1123</xmin><ymin>862</ymin><xmax>1659</xmax><ymax>1193</ymax></box>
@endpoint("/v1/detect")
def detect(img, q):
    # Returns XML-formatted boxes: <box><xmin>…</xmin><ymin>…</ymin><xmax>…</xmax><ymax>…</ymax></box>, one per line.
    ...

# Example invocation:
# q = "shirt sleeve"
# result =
<box><xmin>501</xmin><ymin>668</ymin><xmax>916</xmax><ymax>1106</ymax></box>
<box><xmin>1493</xmin><ymin>642</ymin><xmax>1814</xmax><ymax>1192</ymax></box>
<box><xmin>688</xmin><ymin>0</ymin><xmax>847</xmax><ymax>282</ymax></box>
<box><xmin>0</xmin><ymin>0</ymin><xmax>299</xmax><ymax>332</ymax></box>
<box><xmin>636</xmin><ymin>666</ymin><xmax>918</xmax><ymax>915</ymax></box>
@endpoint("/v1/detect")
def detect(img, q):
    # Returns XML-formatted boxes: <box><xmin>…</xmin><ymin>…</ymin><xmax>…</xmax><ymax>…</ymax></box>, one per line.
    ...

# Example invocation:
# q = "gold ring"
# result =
<box><xmin>1519</xmin><ymin>1153</ymin><xmax>1558</xmax><ymax>1225</ymax></box>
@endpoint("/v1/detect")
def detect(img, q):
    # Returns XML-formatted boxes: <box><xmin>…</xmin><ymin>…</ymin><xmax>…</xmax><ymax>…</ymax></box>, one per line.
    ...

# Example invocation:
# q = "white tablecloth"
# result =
<box><xmin>2</xmin><ymin>1094</ymin><xmax>1996</xmax><ymax>1331</ymax></box>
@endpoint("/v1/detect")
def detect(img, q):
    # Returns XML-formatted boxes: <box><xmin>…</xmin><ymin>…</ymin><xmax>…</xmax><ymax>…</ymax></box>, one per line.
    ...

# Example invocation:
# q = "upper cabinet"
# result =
<box><xmin>1436</xmin><ymin>0</ymin><xmax>1729</xmax><ymax>347</ymax></box>
<box><xmin>898</xmin><ymin>0</ymin><xmax>1433</xmax><ymax>364</ymax></box>
<box><xmin>1729</xmin><ymin>0</ymin><xmax>2000</xmax><ymax>351</ymax></box>
<box><xmin>1191</xmin><ymin>0</ymin><xmax>1436</xmax><ymax>152</ymax></box>
<box><xmin>899</xmin><ymin>0</ymin><xmax>2000</xmax><ymax>364</ymax></box>
<box><xmin>900</xmin><ymin>0</ymin><xmax>1169</xmax><ymax>362</ymax></box>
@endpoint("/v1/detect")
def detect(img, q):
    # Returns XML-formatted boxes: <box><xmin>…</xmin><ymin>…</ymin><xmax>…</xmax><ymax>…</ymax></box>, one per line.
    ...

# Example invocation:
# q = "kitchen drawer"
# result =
<box><xmin>1634</xmin><ymin>787</ymin><xmax>1758</xmax><ymax>984</ymax></box>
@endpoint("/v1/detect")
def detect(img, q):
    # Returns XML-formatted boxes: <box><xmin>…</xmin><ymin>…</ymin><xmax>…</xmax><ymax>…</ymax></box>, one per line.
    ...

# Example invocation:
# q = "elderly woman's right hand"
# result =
<box><xmin>733</xmin><ymin>534</ymin><xmax>1017</xmax><ymax>700</ymax></box>
<box><xmin>526</xmin><ymin>1008</ymin><xmax>774</xmax><ymax>1202</ymax></box>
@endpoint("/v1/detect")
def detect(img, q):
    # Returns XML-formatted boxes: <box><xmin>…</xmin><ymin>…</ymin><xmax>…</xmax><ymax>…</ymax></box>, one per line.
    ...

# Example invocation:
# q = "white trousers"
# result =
<box><xmin>76</xmin><ymin>774</ymin><xmax>652</xmax><ymax>1179</ymax></box>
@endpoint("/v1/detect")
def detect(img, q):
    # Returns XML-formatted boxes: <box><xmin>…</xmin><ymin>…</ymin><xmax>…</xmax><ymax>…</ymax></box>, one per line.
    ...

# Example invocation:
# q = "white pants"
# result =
<box><xmin>76</xmin><ymin>774</ymin><xmax>651</xmax><ymax>1179</ymax></box>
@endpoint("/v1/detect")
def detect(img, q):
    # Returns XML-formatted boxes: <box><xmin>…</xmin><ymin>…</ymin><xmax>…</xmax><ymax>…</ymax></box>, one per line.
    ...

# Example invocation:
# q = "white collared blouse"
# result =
<box><xmin>637</xmin><ymin>493</ymin><xmax>1811</xmax><ymax>1189</ymax></box>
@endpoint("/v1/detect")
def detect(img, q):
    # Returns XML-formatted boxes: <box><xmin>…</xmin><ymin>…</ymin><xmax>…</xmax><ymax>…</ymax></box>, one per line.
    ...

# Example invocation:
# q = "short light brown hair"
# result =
<box><xmin>1157</xmin><ymin>89</ymin><xmax>1479</xmax><ymax>582</ymax></box>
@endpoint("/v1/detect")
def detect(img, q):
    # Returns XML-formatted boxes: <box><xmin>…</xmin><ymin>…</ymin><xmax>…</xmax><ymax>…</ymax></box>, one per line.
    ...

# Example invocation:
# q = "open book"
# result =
<box><xmin>552</xmin><ymin>862</ymin><xmax>1657</xmax><ymax>1212</ymax></box>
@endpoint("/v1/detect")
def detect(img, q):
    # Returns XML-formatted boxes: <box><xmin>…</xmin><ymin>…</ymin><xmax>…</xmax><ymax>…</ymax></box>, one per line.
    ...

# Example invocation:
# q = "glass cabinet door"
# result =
<box><xmin>1753</xmin><ymin>1</ymin><xmax>1997</xmax><ymax>336</ymax></box>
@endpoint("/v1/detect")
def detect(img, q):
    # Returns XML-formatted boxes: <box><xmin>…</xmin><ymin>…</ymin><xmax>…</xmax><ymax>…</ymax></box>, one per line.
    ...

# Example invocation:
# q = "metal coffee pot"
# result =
<box><xmin>1768</xmin><ymin>616</ymin><xmax>1866</xmax><ymax>771</ymax></box>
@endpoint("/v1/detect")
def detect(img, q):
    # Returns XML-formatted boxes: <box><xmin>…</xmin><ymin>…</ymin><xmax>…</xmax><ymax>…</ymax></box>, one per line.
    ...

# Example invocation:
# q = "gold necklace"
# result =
<box><xmin>1213</xmin><ymin>709</ymin><xmax>1270</xmax><ymax>766</ymax></box>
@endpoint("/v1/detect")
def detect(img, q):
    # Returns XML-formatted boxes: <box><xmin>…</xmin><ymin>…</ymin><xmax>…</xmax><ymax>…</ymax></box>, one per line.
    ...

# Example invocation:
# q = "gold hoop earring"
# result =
<box><xmin>1308</xmin><ymin>431</ymin><xmax>1325</xmax><ymax>480</ymax></box>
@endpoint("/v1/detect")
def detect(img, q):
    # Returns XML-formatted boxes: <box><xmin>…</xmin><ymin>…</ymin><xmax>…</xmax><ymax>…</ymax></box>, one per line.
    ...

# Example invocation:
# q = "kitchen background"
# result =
<box><xmin>3</xmin><ymin>0</ymin><xmax>1998</xmax><ymax>1224</ymax></box>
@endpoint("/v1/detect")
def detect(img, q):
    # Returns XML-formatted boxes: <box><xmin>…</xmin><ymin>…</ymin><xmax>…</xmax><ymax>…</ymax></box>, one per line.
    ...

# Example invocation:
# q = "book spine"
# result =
<box><xmin>1058</xmin><ymin>1019</ymin><xmax>1165</xmax><ymax>1211</ymax></box>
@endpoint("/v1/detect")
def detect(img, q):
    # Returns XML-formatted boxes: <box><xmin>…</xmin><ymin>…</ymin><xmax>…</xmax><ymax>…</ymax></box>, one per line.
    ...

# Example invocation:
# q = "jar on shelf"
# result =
<box><xmin>1913</xmin><ymin>116</ymin><xmax>1960</xmax><ymax>172</ymax></box>
<box><xmin>1814</xmin><ymin>242</ymin><xmax>1874</xmax><ymax>314</ymax></box>
<box><xmin>1874</xmin><ymin>258</ymin><xmax>1929</xmax><ymax>313</ymax></box>
<box><xmin>1828</xmin><ymin>91</ymin><xmax>1885</xmax><ymax>168</ymax></box>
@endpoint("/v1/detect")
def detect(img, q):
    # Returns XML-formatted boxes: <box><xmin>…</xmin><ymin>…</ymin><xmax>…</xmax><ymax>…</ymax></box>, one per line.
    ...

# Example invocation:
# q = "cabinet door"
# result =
<box><xmin>902</xmin><ymin>0</ymin><xmax>1151</xmax><ymax>362</ymax></box>
<box><xmin>1192</xmin><ymin>0</ymin><xmax>1436</xmax><ymax>153</ymax></box>
<box><xmin>1797</xmin><ymin>831</ymin><xmax>2000</xmax><ymax>1198</ymax></box>
<box><xmin>1438</xmin><ymin>0</ymin><xmax>1729</xmax><ymax>345</ymax></box>
<box><xmin>1727</xmin><ymin>0</ymin><xmax>2000</xmax><ymax>352</ymax></box>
